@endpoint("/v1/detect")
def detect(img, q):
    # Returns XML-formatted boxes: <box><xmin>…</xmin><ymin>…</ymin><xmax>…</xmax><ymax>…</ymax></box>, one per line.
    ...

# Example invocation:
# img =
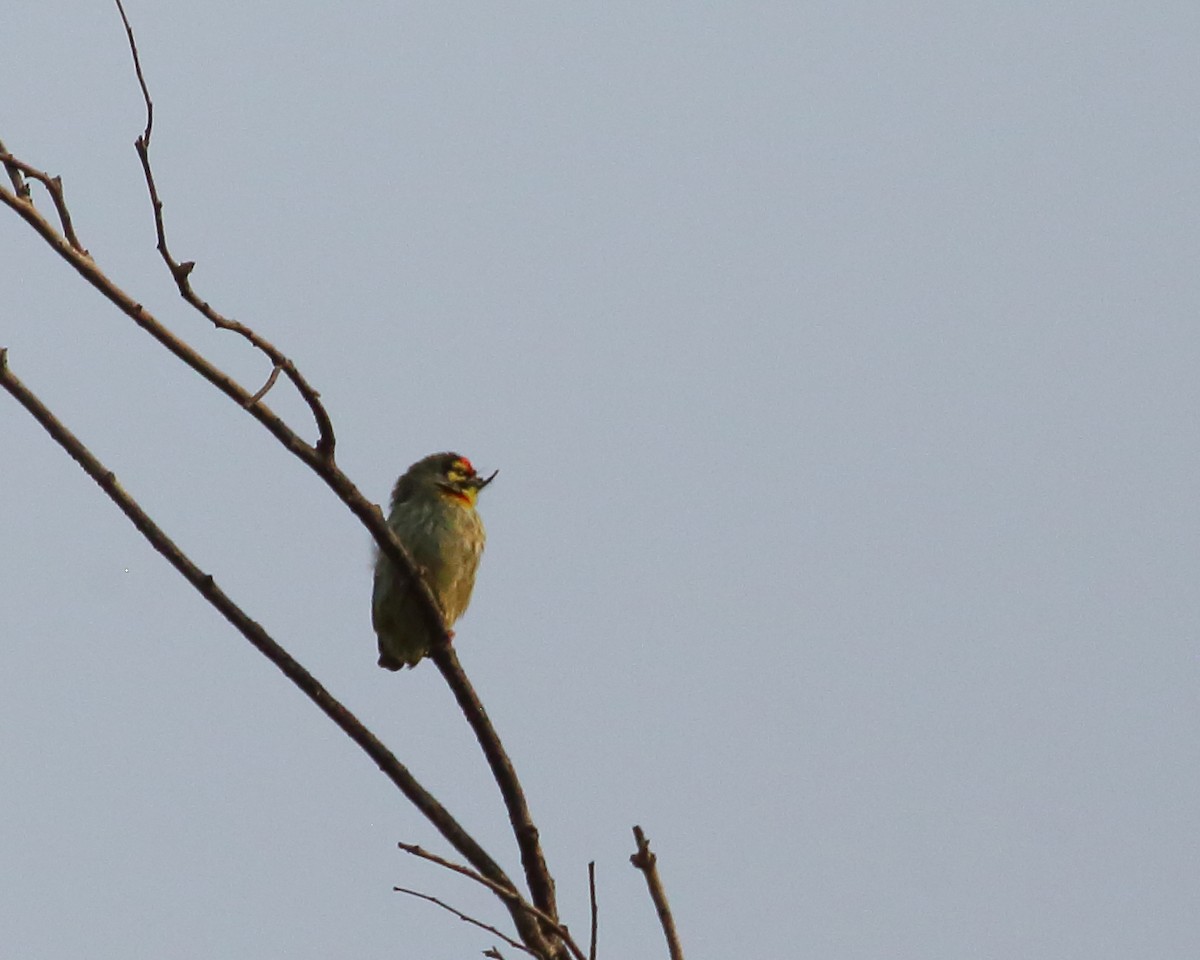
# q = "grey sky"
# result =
<box><xmin>3</xmin><ymin>2</ymin><xmax>1199</xmax><ymax>958</ymax></box>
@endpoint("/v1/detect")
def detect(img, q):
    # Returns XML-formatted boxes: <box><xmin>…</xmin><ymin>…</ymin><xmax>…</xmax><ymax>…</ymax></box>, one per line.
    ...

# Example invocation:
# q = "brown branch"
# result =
<box><xmin>630</xmin><ymin>827</ymin><xmax>684</xmax><ymax>960</ymax></box>
<box><xmin>113</xmin><ymin>0</ymin><xmax>336</xmax><ymax>458</ymax></box>
<box><xmin>246</xmin><ymin>363</ymin><xmax>283</xmax><ymax>407</ymax></box>
<box><xmin>1</xmin><ymin>165</ymin><xmax>564</xmax><ymax>954</ymax></box>
<box><xmin>587</xmin><ymin>862</ymin><xmax>598</xmax><ymax>960</ymax></box>
<box><xmin>397</xmin><ymin>842</ymin><xmax>587</xmax><ymax>960</ymax></box>
<box><xmin>0</xmin><ymin>348</ymin><xmax>560</xmax><ymax>958</ymax></box>
<box><xmin>431</xmin><ymin>642</ymin><xmax>562</xmax><ymax>936</ymax></box>
<box><xmin>3</xmin><ymin>130</ymin><xmax>572</xmax><ymax>960</ymax></box>
<box><xmin>393</xmin><ymin>887</ymin><xmax>536</xmax><ymax>958</ymax></box>
<box><xmin>0</xmin><ymin>200</ymin><xmax>560</xmax><ymax>953</ymax></box>
<box><xmin>0</xmin><ymin>137</ymin><xmax>31</xmax><ymax>199</ymax></box>
<box><xmin>0</xmin><ymin>148</ymin><xmax>84</xmax><ymax>252</ymax></box>
<box><xmin>0</xmin><ymin>178</ymin><xmax>289</xmax><ymax>435</ymax></box>
<box><xmin>113</xmin><ymin>0</ymin><xmax>153</xmax><ymax>144</ymax></box>
<box><xmin>399</xmin><ymin>841</ymin><xmax>522</xmax><ymax>902</ymax></box>
<box><xmin>0</xmin><ymin>168</ymin><xmax>444</xmax><ymax>700</ymax></box>
<box><xmin>5</xmin><ymin>9</ymin><xmax>568</xmax><ymax>952</ymax></box>
<box><xmin>0</xmin><ymin>172</ymin><xmax>394</xmax><ymax>600</ymax></box>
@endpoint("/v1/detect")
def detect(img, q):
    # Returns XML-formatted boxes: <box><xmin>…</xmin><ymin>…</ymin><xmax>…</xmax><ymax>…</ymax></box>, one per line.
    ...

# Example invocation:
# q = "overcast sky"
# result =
<box><xmin>3</xmin><ymin>3</ymin><xmax>1200</xmax><ymax>958</ymax></box>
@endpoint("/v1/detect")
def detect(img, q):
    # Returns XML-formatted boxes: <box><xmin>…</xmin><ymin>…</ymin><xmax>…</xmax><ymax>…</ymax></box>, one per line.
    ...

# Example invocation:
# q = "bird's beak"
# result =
<box><xmin>473</xmin><ymin>469</ymin><xmax>498</xmax><ymax>490</ymax></box>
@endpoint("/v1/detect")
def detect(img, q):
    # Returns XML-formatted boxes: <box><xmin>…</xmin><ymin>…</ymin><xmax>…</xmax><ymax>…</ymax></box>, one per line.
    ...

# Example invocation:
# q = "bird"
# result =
<box><xmin>372</xmin><ymin>452</ymin><xmax>496</xmax><ymax>669</ymax></box>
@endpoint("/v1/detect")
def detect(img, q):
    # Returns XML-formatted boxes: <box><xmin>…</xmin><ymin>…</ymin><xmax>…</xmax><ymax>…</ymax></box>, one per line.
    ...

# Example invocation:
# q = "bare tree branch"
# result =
<box><xmin>398</xmin><ymin>842</ymin><xmax>528</xmax><ymax>904</ymax></box>
<box><xmin>0</xmin><ymin>153</ymin><xmax>565</xmax><ymax>955</ymax></box>
<box><xmin>393</xmin><ymin>887</ymin><xmax>537</xmax><ymax>958</ymax></box>
<box><xmin>431</xmin><ymin>642</ymin><xmax>562</xmax><ymax>933</ymax></box>
<box><xmin>0</xmin><ymin>147</ymin><xmax>84</xmax><ymax>251</ymax></box>
<box><xmin>397</xmin><ymin>842</ymin><xmax>587</xmax><ymax>960</ymax></box>
<box><xmin>630</xmin><ymin>826</ymin><xmax>684</xmax><ymax>960</ymax></box>
<box><xmin>113</xmin><ymin>0</ymin><xmax>153</xmax><ymax>142</ymax></box>
<box><xmin>4</xmin><ymin>11</ymin><xmax>686</xmax><ymax>959</ymax></box>
<box><xmin>0</xmin><ymin>348</ymin><xmax>560</xmax><ymax>957</ymax></box>
<box><xmin>0</xmin><ymin>137</ymin><xmax>30</xmax><ymax>198</ymax></box>
<box><xmin>246</xmin><ymin>363</ymin><xmax>283</xmax><ymax>408</ymax></box>
<box><xmin>6</xmin><ymin>42</ymin><xmax>564</xmax><ymax>939</ymax></box>
<box><xmin>113</xmin><ymin>0</ymin><xmax>336</xmax><ymax>458</ymax></box>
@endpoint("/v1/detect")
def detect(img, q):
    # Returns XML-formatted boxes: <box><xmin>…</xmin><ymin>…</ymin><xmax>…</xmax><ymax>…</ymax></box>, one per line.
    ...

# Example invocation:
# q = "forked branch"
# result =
<box><xmin>3</xmin><ymin>6</ymin><xmax>687</xmax><ymax>957</ymax></box>
<box><xmin>0</xmin><ymin>128</ymin><xmax>563</xmax><ymax>948</ymax></box>
<box><xmin>0</xmin><ymin>144</ymin><xmax>84</xmax><ymax>252</ymax></box>
<box><xmin>397</xmin><ymin>842</ymin><xmax>586</xmax><ymax>960</ymax></box>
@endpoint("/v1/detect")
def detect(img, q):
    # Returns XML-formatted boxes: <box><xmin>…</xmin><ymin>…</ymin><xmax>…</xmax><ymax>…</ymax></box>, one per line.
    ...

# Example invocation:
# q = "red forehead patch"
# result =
<box><xmin>457</xmin><ymin>457</ymin><xmax>474</xmax><ymax>473</ymax></box>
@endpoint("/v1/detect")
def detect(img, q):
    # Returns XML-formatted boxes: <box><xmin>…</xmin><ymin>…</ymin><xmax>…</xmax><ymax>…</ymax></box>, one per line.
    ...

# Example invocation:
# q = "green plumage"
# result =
<box><xmin>372</xmin><ymin>452</ymin><xmax>491</xmax><ymax>669</ymax></box>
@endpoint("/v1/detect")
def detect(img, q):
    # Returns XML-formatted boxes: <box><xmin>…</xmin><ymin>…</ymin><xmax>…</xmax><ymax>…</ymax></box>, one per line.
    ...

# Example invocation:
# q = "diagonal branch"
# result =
<box><xmin>6</xmin><ymin>7</ymin><xmax>568</xmax><ymax>944</ymax></box>
<box><xmin>0</xmin><ymin>348</ymin><xmax>556</xmax><ymax>959</ymax></box>
<box><xmin>431</xmin><ymin>642</ymin><xmax>562</xmax><ymax>934</ymax></box>
<box><xmin>630</xmin><ymin>827</ymin><xmax>684</xmax><ymax>960</ymax></box>
<box><xmin>393</xmin><ymin>887</ymin><xmax>537</xmax><ymax>958</ymax></box>
<box><xmin>397</xmin><ymin>842</ymin><xmax>586</xmax><ymax>960</ymax></box>
<box><xmin>1</xmin><ymin>167</ymin><xmax>565</xmax><ymax>953</ymax></box>
<box><xmin>3</xmin><ymin>138</ymin><xmax>570</xmax><ymax>959</ymax></box>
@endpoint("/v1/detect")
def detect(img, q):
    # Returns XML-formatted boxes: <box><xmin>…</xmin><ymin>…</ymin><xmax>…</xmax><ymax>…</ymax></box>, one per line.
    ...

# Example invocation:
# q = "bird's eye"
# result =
<box><xmin>450</xmin><ymin>458</ymin><xmax>475</xmax><ymax>479</ymax></box>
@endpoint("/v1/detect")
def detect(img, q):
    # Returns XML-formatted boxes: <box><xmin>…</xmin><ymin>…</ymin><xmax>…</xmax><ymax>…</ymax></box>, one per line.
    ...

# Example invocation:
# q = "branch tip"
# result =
<box><xmin>587</xmin><ymin>861</ymin><xmax>598</xmax><ymax>960</ymax></box>
<box><xmin>395</xmin><ymin>840</ymin><xmax>586</xmax><ymax>960</ymax></box>
<box><xmin>630</xmin><ymin>826</ymin><xmax>684</xmax><ymax>960</ymax></box>
<box><xmin>392</xmin><ymin>887</ymin><xmax>537</xmax><ymax>958</ymax></box>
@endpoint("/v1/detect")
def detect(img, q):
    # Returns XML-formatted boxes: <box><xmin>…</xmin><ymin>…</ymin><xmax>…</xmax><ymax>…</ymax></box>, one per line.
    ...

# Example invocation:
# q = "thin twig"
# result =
<box><xmin>587</xmin><ymin>862</ymin><xmax>598</xmax><ymax>960</ymax></box>
<box><xmin>630</xmin><ymin>827</ymin><xmax>684</xmax><ymax>960</ymax></box>
<box><xmin>484</xmin><ymin>949</ymin><xmax>508</xmax><ymax>960</ymax></box>
<box><xmin>246</xmin><ymin>363</ymin><xmax>283</xmax><ymax>407</ymax></box>
<box><xmin>397</xmin><ymin>843</ymin><xmax>588</xmax><ymax>960</ymax></box>
<box><xmin>0</xmin><ymin>178</ymin><xmax>294</xmax><ymax>444</ymax></box>
<box><xmin>398</xmin><ymin>842</ymin><xmax>519</xmax><ymax>899</ymax></box>
<box><xmin>0</xmin><ymin>137</ymin><xmax>31</xmax><ymax>199</ymax></box>
<box><xmin>0</xmin><ymin>349</ymin><xmax>554</xmax><ymax>955</ymax></box>
<box><xmin>114</xmin><ymin>0</ymin><xmax>336</xmax><ymax>458</ymax></box>
<box><xmin>0</xmin><ymin>149</ymin><xmax>84</xmax><ymax>251</ymax></box>
<box><xmin>113</xmin><ymin>0</ymin><xmax>152</xmax><ymax>144</ymax></box>
<box><xmin>393</xmin><ymin>887</ymin><xmax>536</xmax><ymax>958</ymax></box>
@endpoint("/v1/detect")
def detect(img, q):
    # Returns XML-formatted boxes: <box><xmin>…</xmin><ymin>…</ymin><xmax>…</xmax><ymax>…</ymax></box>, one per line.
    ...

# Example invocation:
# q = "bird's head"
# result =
<box><xmin>393</xmin><ymin>452</ymin><xmax>496</xmax><ymax>508</ymax></box>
